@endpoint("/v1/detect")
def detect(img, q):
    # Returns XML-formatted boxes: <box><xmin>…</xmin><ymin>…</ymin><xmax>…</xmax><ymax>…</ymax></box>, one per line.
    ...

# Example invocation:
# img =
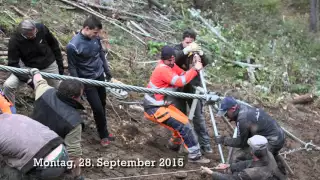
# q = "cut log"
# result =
<box><xmin>78</xmin><ymin>0</ymin><xmax>155</xmax><ymax>20</ymax></box>
<box><xmin>291</xmin><ymin>93</ymin><xmax>315</xmax><ymax>104</ymax></box>
<box><xmin>59</xmin><ymin>0</ymin><xmax>146</xmax><ymax>45</ymax></box>
<box><xmin>10</xmin><ymin>6</ymin><xmax>29</xmax><ymax>18</ymax></box>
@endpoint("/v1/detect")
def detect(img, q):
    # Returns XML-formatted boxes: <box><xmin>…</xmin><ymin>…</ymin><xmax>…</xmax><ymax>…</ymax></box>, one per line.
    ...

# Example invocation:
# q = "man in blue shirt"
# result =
<box><xmin>66</xmin><ymin>16</ymin><xmax>114</xmax><ymax>147</ymax></box>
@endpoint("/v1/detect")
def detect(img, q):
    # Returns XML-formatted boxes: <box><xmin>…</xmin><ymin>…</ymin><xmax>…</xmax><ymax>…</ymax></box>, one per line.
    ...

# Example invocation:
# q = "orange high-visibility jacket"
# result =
<box><xmin>144</xmin><ymin>60</ymin><xmax>198</xmax><ymax>107</ymax></box>
<box><xmin>0</xmin><ymin>93</ymin><xmax>12</xmax><ymax>114</ymax></box>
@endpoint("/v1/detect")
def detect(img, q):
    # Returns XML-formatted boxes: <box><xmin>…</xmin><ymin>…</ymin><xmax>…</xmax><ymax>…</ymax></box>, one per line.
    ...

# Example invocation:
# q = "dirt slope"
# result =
<box><xmin>0</xmin><ymin>71</ymin><xmax>319</xmax><ymax>180</ymax></box>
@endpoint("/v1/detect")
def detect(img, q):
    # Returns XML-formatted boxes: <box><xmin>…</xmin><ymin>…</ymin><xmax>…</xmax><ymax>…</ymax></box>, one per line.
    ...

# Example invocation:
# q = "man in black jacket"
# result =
<box><xmin>29</xmin><ymin>68</ymin><xmax>84</xmax><ymax>180</ymax></box>
<box><xmin>200</xmin><ymin>135</ymin><xmax>286</xmax><ymax>180</ymax></box>
<box><xmin>3</xmin><ymin>19</ymin><xmax>64</xmax><ymax>105</ymax></box>
<box><xmin>171</xmin><ymin>29</ymin><xmax>212</xmax><ymax>153</ymax></box>
<box><xmin>66</xmin><ymin>16</ymin><xmax>115</xmax><ymax>147</ymax></box>
<box><xmin>213</xmin><ymin>96</ymin><xmax>285</xmax><ymax>163</ymax></box>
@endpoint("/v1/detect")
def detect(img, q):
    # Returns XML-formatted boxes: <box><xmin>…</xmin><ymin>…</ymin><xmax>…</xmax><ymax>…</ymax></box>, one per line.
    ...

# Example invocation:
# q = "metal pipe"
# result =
<box><xmin>199</xmin><ymin>69</ymin><xmax>225</xmax><ymax>163</ymax></box>
<box><xmin>227</xmin><ymin>128</ymin><xmax>237</xmax><ymax>164</ymax></box>
<box><xmin>188</xmin><ymin>89</ymin><xmax>199</xmax><ymax>120</ymax></box>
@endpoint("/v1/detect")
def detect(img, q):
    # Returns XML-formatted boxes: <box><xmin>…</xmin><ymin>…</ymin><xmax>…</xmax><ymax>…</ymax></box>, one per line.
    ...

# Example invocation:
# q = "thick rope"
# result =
<box><xmin>97</xmin><ymin>167</ymin><xmax>215</xmax><ymax>180</ymax></box>
<box><xmin>0</xmin><ymin>65</ymin><xmax>219</xmax><ymax>100</ymax></box>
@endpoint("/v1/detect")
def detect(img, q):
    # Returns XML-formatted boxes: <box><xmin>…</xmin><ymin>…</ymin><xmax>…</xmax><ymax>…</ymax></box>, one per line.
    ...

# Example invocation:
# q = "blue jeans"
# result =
<box><xmin>145</xmin><ymin>107</ymin><xmax>201</xmax><ymax>159</ymax></box>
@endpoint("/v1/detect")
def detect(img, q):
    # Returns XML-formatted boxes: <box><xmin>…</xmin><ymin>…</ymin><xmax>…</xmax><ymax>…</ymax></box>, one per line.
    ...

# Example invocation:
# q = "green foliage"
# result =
<box><xmin>147</xmin><ymin>41</ymin><xmax>167</xmax><ymax>56</ymax></box>
<box><xmin>289</xmin><ymin>84</ymin><xmax>312</xmax><ymax>94</ymax></box>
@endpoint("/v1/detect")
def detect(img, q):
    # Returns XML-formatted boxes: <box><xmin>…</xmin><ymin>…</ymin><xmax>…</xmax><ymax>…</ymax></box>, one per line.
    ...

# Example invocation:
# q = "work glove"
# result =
<box><xmin>29</xmin><ymin>68</ymin><xmax>41</xmax><ymax>77</ymax></box>
<box><xmin>183</xmin><ymin>42</ymin><xmax>201</xmax><ymax>55</ymax></box>
<box><xmin>214</xmin><ymin>135</ymin><xmax>225</xmax><ymax>145</ymax></box>
<box><xmin>214</xmin><ymin>163</ymin><xmax>230</xmax><ymax>170</ymax></box>
<box><xmin>205</xmin><ymin>94</ymin><xmax>220</xmax><ymax>105</ymax></box>
<box><xmin>193</xmin><ymin>61</ymin><xmax>203</xmax><ymax>71</ymax></box>
<box><xmin>200</xmin><ymin>166</ymin><xmax>213</xmax><ymax>175</ymax></box>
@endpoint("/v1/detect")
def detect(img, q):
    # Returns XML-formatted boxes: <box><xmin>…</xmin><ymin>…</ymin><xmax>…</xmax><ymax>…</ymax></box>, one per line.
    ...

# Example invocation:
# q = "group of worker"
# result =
<box><xmin>0</xmin><ymin>16</ymin><xmax>115</xmax><ymax>180</ymax></box>
<box><xmin>0</xmin><ymin>14</ymin><xmax>287</xmax><ymax>180</ymax></box>
<box><xmin>142</xmin><ymin>31</ymin><xmax>288</xmax><ymax>179</ymax></box>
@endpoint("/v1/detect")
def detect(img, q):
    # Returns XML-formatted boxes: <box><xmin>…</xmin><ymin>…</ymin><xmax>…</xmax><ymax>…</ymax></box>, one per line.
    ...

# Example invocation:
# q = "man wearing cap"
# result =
<box><xmin>3</xmin><ymin>19</ymin><xmax>64</xmax><ymax>105</ymax></box>
<box><xmin>212</xmin><ymin>96</ymin><xmax>285</xmax><ymax>163</ymax></box>
<box><xmin>143</xmin><ymin>45</ymin><xmax>210</xmax><ymax>163</ymax></box>
<box><xmin>172</xmin><ymin>29</ymin><xmax>212</xmax><ymax>153</ymax></box>
<box><xmin>200</xmin><ymin>135</ymin><xmax>287</xmax><ymax>180</ymax></box>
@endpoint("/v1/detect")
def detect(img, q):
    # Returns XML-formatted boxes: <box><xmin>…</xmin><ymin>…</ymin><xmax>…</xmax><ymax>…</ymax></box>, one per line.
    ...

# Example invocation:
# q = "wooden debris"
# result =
<box><xmin>59</xmin><ymin>0</ymin><xmax>146</xmax><ymax>45</ymax></box>
<box><xmin>291</xmin><ymin>93</ymin><xmax>315</xmax><ymax>104</ymax></box>
<box><xmin>77</xmin><ymin>0</ymin><xmax>155</xmax><ymax>20</ymax></box>
<box><xmin>10</xmin><ymin>6</ymin><xmax>29</xmax><ymax>18</ymax></box>
<box><xmin>130</xmin><ymin>21</ymin><xmax>151</xmax><ymax>37</ymax></box>
<box><xmin>55</xmin><ymin>5</ymin><xmax>76</xmax><ymax>10</ymax></box>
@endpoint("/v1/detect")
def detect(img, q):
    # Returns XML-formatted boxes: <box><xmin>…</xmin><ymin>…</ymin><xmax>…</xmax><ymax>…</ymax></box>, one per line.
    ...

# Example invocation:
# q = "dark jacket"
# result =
<box><xmin>31</xmin><ymin>88</ymin><xmax>84</xmax><ymax>138</ymax></box>
<box><xmin>66</xmin><ymin>31</ymin><xmax>112</xmax><ymax>80</ymax></box>
<box><xmin>8</xmin><ymin>23</ymin><xmax>63</xmax><ymax>74</ymax></box>
<box><xmin>224</xmin><ymin>104</ymin><xmax>285</xmax><ymax>153</ymax></box>
<box><xmin>173</xmin><ymin>43</ymin><xmax>208</xmax><ymax>93</ymax></box>
<box><xmin>0</xmin><ymin>114</ymin><xmax>63</xmax><ymax>174</ymax></box>
<box><xmin>211</xmin><ymin>152</ymin><xmax>286</xmax><ymax>180</ymax></box>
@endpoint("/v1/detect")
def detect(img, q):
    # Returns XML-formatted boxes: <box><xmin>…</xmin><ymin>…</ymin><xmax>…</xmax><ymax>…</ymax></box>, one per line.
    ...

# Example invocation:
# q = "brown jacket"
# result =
<box><xmin>0</xmin><ymin>114</ymin><xmax>63</xmax><ymax>173</ymax></box>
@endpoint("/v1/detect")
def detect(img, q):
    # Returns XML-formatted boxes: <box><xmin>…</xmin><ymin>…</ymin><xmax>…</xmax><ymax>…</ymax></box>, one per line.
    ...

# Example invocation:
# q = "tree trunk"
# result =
<box><xmin>291</xmin><ymin>93</ymin><xmax>315</xmax><ymax>104</ymax></box>
<box><xmin>310</xmin><ymin>0</ymin><xmax>319</xmax><ymax>32</ymax></box>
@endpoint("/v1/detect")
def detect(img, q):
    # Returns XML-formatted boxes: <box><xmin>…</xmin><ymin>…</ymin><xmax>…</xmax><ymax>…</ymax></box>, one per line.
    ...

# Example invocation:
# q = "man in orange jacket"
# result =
<box><xmin>143</xmin><ymin>46</ymin><xmax>210</xmax><ymax>163</ymax></box>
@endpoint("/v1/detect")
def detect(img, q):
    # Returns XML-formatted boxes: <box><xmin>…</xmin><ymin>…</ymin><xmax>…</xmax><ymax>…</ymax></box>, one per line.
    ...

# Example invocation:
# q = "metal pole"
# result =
<box><xmin>227</xmin><ymin>128</ymin><xmax>237</xmax><ymax>164</ymax></box>
<box><xmin>199</xmin><ymin>70</ymin><xmax>225</xmax><ymax>163</ymax></box>
<box><xmin>188</xmin><ymin>89</ymin><xmax>200</xmax><ymax>121</ymax></box>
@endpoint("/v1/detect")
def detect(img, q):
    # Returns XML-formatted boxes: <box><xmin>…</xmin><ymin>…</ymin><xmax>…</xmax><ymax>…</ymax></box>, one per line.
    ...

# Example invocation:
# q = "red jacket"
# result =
<box><xmin>143</xmin><ymin>60</ymin><xmax>198</xmax><ymax>107</ymax></box>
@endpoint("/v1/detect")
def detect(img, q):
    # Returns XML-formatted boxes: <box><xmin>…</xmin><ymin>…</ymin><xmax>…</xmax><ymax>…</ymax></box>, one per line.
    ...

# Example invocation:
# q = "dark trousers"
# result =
<box><xmin>85</xmin><ymin>75</ymin><xmax>109</xmax><ymax>139</ymax></box>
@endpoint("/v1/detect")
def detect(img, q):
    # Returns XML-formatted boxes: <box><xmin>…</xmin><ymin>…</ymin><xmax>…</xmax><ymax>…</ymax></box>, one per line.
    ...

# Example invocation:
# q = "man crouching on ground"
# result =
<box><xmin>29</xmin><ymin>68</ymin><xmax>85</xmax><ymax>180</ymax></box>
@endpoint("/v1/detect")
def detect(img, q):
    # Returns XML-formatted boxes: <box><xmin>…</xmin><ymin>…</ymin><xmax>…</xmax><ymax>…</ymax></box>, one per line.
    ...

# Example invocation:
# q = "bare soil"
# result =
<box><xmin>0</xmin><ymin>71</ymin><xmax>319</xmax><ymax>180</ymax></box>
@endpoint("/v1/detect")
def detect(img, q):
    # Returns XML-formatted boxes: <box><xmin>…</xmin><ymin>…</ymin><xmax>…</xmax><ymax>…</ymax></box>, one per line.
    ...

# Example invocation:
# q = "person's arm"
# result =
<box><xmin>64</xmin><ymin>124</ymin><xmax>82</xmax><ymax>158</ymax></box>
<box><xmin>43</xmin><ymin>24</ymin><xmax>64</xmax><ymax>75</ymax></box>
<box><xmin>223</xmin><ymin>121</ymin><xmax>250</xmax><ymax>148</ymax></box>
<box><xmin>7</xmin><ymin>37</ymin><xmax>20</xmax><ymax>68</ymax></box>
<box><xmin>66</xmin><ymin>44</ymin><xmax>79</xmax><ymax>77</ymax></box>
<box><xmin>98</xmin><ymin>39</ymin><xmax>112</xmax><ymax>81</ymax></box>
<box><xmin>161</xmin><ymin>66</ymin><xmax>198</xmax><ymax>87</ymax></box>
<box><xmin>230</xmin><ymin>160</ymin><xmax>252</xmax><ymax>173</ymax></box>
<box><xmin>31</xmin><ymin>71</ymin><xmax>53</xmax><ymax>100</ymax></box>
<box><xmin>174</xmin><ymin>48</ymin><xmax>187</xmax><ymax>67</ymax></box>
<box><xmin>7</xmin><ymin>37</ymin><xmax>30</xmax><ymax>82</ymax></box>
<box><xmin>171</xmin><ymin>63</ymin><xmax>185</xmax><ymax>75</ymax></box>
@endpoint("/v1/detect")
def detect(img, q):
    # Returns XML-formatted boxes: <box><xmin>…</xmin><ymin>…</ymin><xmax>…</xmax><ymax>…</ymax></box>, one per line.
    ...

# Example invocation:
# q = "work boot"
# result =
<box><xmin>188</xmin><ymin>155</ymin><xmax>210</xmax><ymax>164</ymax></box>
<box><xmin>167</xmin><ymin>140</ymin><xmax>181</xmax><ymax>151</ymax></box>
<box><xmin>179</xmin><ymin>144</ymin><xmax>189</xmax><ymax>155</ymax></box>
<box><xmin>201</xmin><ymin>146</ymin><xmax>213</xmax><ymax>154</ymax></box>
<box><xmin>100</xmin><ymin>138</ymin><xmax>110</xmax><ymax>147</ymax></box>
